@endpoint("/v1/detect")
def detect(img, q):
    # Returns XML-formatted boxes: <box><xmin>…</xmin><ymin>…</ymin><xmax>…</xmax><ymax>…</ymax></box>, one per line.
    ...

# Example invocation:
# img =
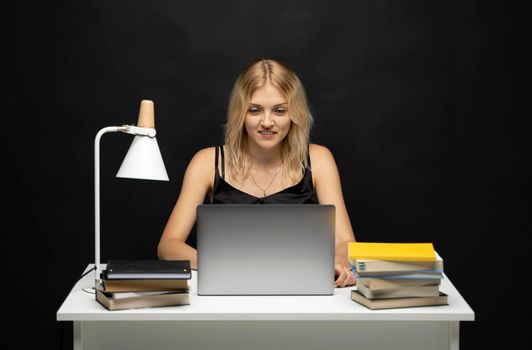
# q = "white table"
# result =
<box><xmin>57</xmin><ymin>265</ymin><xmax>474</xmax><ymax>350</ymax></box>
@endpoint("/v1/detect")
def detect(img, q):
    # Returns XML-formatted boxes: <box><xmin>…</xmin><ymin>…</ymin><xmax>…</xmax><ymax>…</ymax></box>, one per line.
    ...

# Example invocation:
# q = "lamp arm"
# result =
<box><xmin>94</xmin><ymin>126</ymin><xmax>127</xmax><ymax>284</ymax></box>
<box><xmin>93</xmin><ymin>124</ymin><xmax>159</xmax><ymax>285</ymax></box>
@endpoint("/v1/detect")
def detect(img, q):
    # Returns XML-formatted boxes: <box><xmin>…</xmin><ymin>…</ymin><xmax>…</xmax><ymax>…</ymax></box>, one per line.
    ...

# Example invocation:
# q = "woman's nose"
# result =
<box><xmin>261</xmin><ymin>112</ymin><xmax>274</xmax><ymax>127</ymax></box>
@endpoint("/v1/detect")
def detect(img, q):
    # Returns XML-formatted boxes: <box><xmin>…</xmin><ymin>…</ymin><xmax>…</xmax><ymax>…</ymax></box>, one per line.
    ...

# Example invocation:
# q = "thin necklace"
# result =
<box><xmin>250</xmin><ymin>165</ymin><xmax>282</xmax><ymax>197</ymax></box>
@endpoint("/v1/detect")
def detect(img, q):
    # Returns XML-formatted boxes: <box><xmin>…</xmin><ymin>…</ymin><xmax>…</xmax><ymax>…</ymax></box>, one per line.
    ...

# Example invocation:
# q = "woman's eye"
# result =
<box><xmin>248</xmin><ymin>108</ymin><xmax>261</xmax><ymax>114</ymax></box>
<box><xmin>275</xmin><ymin>108</ymin><xmax>287</xmax><ymax>115</ymax></box>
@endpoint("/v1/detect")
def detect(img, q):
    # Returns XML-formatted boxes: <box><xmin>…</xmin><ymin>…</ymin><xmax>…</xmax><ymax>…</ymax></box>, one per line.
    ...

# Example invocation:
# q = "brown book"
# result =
<box><xmin>357</xmin><ymin>283</ymin><xmax>440</xmax><ymax>299</ymax></box>
<box><xmin>103</xmin><ymin>278</ymin><xmax>189</xmax><ymax>292</ymax></box>
<box><xmin>356</xmin><ymin>277</ymin><xmax>440</xmax><ymax>291</ymax></box>
<box><xmin>351</xmin><ymin>290</ymin><xmax>448</xmax><ymax>310</ymax></box>
<box><xmin>95</xmin><ymin>287</ymin><xmax>190</xmax><ymax>311</ymax></box>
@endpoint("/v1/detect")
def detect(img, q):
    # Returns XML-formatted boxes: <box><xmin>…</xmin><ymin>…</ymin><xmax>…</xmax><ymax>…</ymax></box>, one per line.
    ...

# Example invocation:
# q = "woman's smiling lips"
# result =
<box><xmin>258</xmin><ymin>130</ymin><xmax>277</xmax><ymax>139</ymax></box>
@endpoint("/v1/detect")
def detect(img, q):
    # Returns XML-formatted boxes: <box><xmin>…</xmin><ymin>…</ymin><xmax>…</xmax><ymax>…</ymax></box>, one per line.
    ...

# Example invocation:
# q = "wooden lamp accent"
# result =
<box><xmin>137</xmin><ymin>100</ymin><xmax>155</xmax><ymax>128</ymax></box>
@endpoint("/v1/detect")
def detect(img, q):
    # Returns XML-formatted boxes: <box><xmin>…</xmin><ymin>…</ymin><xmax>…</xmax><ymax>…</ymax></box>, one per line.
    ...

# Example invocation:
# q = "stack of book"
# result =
<box><xmin>95</xmin><ymin>260</ymin><xmax>191</xmax><ymax>311</ymax></box>
<box><xmin>348</xmin><ymin>242</ymin><xmax>448</xmax><ymax>310</ymax></box>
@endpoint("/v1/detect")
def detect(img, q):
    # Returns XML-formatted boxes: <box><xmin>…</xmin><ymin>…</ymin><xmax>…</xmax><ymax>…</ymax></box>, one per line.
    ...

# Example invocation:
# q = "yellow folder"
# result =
<box><xmin>348</xmin><ymin>242</ymin><xmax>436</xmax><ymax>261</ymax></box>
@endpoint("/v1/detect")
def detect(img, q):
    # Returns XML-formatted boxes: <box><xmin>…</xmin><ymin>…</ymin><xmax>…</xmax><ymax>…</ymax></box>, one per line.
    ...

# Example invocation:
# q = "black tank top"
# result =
<box><xmin>212</xmin><ymin>145</ymin><xmax>318</xmax><ymax>204</ymax></box>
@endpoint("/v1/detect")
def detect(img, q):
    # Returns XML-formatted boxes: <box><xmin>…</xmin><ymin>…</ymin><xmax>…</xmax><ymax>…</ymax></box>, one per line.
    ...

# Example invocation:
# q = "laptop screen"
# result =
<box><xmin>197</xmin><ymin>204</ymin><xmax>335</xmax><ymax>295</ymax></box>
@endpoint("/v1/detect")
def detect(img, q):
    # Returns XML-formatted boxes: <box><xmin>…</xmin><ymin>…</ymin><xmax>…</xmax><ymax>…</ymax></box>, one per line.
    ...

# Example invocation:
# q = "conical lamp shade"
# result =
<box><xmin>116</xmin><ymin>135</ymin><xmax>169</xmax><ymax>181</ymax></box>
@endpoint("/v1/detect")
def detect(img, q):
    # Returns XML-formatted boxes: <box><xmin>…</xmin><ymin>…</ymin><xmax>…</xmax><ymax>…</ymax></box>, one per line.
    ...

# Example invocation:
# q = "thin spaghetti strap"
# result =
<box><xmin>220</xmin><ymin>145</ymin><xmax>226</xmax><ymax>180</ymax></box>
<box><xmin>214</xmin><ymin>145</ymin><xmax>219</xmax><ymax>174</ymax></box>
<box><xmin>307</xmin><ymin>144</ymin><xmax>312</xmax><ymax>170</ymax></box>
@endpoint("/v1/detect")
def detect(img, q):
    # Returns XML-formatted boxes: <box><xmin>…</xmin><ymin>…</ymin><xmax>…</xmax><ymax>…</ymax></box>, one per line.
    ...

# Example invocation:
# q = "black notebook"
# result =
<box><xmin>103</xmin><ymin>260</ymin><xmax>191</xmax><ymax>280</ymax></box>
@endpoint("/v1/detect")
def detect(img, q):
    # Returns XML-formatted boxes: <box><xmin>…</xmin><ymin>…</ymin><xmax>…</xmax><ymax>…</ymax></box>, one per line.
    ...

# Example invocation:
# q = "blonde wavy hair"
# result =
<box><xmin>224</xmin><ymin>59</ymin><xmax>313</xmax><ymax>183</ymax></box>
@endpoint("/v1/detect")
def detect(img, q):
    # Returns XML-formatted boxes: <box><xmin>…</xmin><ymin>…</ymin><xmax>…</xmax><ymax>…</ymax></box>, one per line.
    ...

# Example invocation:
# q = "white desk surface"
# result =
<box><xmin>57</xmin><ymin>264</ymin><xmax>474</xmax><ymax>322</ymax></box>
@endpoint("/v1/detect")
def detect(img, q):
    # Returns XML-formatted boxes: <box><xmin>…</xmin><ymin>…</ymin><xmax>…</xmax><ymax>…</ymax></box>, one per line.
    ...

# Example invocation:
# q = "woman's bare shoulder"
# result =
<box><xmin>309</xmin><ymin>143</ymin><xmax>335</xmax><ymax>165</ymax></box>
<box><xmin>309</xmin><ymin>143</ymin><xmax>339</xmax><ymax>183</ymax></box>
<box><xmin>308</xmin><ymin>144</ymin><xmax>342</xmax><ymax>194</ymax></box>
<box><xmin>185</xmin><ymin>147</ymin><xmax>216</xmax><ymax>179</ymax></box>
<box><xmin>193</xmin><ymin>146</ymin><xmax>216</xmax><ymax>160</ymax></box>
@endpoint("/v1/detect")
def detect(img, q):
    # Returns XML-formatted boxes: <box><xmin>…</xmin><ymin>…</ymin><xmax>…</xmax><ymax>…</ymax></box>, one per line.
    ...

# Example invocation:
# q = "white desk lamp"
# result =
<box><xmin>94</xmin><ymin>100</ymin><xmax>169</xmax><ymax>286</ymax></box>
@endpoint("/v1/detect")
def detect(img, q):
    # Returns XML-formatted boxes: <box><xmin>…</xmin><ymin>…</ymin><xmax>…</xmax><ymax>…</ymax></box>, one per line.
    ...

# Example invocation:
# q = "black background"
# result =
<box><xmin>5</xmin><ymin>1</ymin><xmax>530</xmax><ymax>349</ymax></box>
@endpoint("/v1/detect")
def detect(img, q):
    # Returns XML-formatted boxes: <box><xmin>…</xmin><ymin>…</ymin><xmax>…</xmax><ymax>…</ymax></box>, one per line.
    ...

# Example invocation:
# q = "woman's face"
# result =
<box><xmin>244</xmin><ymin>83</ymin><xmax>291</xmax><ymax>150</ymax></box>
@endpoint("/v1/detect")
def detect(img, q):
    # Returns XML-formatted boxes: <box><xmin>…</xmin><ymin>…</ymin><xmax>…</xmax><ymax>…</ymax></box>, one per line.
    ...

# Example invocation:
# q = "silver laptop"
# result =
<box><xmin>197</xmin><ymin>204</ymin><xmax>335</xmax><ymax>295</ymax></box>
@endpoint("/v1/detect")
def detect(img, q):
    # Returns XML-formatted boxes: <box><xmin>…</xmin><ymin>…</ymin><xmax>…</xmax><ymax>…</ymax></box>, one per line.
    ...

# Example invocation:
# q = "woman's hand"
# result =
<box><xmin>334</xmin><ymin>255</ymin><xmax>356</xmax><ymax>288</ymax></box>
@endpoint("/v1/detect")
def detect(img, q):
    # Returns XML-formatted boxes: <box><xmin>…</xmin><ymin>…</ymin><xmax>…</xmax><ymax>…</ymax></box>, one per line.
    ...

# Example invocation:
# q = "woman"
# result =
<box><xmin>158</xmin><ymin>59</ymin><xmax>356</xmax><ymax>287</ymax></box>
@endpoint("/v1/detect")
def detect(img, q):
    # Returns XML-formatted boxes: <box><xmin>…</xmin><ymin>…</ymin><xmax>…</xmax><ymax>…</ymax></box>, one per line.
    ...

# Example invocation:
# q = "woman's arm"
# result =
<box><xmin>311</xmin><ymin>144</ymin><xmax>357</xmax><ymax>287</ymax></box>
<box><xmin>157</xmin><ymin>147</ymin><xmax>214</xmax><ymax>270</ymax></box>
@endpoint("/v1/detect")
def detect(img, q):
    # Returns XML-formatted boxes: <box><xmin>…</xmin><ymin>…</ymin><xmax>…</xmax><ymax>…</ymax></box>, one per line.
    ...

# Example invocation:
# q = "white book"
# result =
<box><xmin>352</xmin><ymin>252</ymin><xmax>443</xmax><ymax>276</ymax></box>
